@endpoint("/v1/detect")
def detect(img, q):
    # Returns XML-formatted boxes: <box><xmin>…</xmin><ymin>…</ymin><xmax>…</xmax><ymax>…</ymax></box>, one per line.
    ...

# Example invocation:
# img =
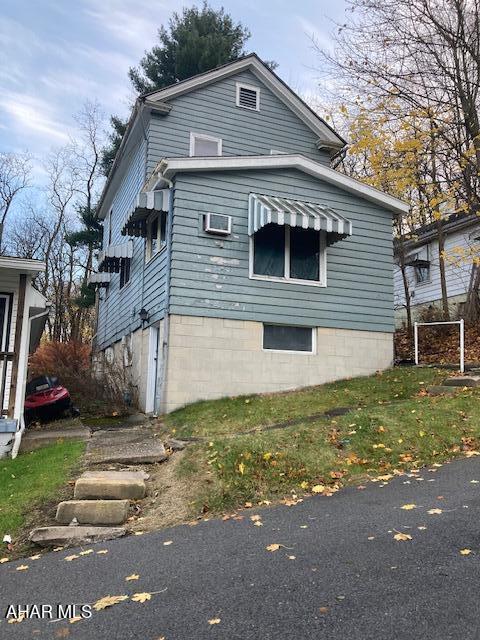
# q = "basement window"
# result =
<box><xmin>263</xmin><ymin>324</ymin><xmax>315</xmax><ymax>353</ymax></box>
<box><xmin>189</xmin><ymin>132</ymin><xmax>222</xmax><ymax>157</ymax></box>
<box><xmin>236</xmin><ymin>83</ymin><xmax>260</xmax><ymax>111</ymax></box>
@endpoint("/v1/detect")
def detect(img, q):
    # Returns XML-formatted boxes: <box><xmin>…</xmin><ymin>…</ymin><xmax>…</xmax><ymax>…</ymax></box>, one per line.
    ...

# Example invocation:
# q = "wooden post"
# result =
<box><xmin>8</xmin><ymin>274</ymin><xmax>27</xmax><ymax>416</ymax></box>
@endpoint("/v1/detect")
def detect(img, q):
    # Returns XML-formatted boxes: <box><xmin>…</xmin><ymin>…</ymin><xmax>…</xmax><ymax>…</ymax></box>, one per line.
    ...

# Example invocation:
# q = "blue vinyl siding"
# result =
<box><xmin>169</xmin><ymin>169</ymin><xmax>395</xmax><ymax>333</ymax></box>
<box><xmin>147</xmin><ymin>69</ymin><xmax>331</xmax><ymax>173</ymax></box>
<box><xmin>96</xmin><ymin>139</ymin><xmax>168</xmax><ymax>349</ymax></box>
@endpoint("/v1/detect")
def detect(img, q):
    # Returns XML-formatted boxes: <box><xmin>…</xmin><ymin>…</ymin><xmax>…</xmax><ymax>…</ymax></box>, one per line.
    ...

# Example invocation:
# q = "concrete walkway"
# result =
<box><xmin>4</xmin><ymin>456</ymin><xmax>480</xmax><ymax>639</ymax></box>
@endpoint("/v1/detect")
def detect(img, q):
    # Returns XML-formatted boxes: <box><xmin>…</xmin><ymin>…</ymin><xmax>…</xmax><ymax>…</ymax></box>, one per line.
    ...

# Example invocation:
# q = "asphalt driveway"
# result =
<box><xmin>2</xmin><ymin>456</ymin><xmax>480</xmax><ymax>639</ymax></box>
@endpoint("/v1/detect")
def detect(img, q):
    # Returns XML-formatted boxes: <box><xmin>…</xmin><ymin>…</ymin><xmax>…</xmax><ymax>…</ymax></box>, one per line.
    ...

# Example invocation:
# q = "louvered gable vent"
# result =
<box><xmin>236</xmin><ymin>83</ymin><xmax>260</xmax><ymax>111</ymax></box>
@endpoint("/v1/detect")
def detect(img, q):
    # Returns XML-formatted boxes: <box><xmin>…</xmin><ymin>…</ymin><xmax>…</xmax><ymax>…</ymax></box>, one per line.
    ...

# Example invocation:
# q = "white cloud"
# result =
<box><xmin>0</xmin><ymin>91</ymin><xmax>70</xmax><ymax>142</ymax></box>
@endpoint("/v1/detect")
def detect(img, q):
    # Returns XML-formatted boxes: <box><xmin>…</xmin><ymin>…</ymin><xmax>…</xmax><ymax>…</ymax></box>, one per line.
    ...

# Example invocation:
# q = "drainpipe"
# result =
<box><xmin>157</xmin><ymin>177</ymin><xmax>174</xmax><ymax>415</ymax></box>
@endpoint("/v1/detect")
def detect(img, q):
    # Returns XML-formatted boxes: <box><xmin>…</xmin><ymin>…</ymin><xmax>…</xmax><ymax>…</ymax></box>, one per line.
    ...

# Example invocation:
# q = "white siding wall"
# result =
<box><xmin>394</xmin><ymin>223</ymin><xmax>480</xmax><ymax>317</ymax></box>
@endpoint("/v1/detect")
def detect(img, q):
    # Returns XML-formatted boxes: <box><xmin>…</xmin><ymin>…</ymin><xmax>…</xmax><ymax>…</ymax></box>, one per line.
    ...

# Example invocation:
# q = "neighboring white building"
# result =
<box><xmin>0</xmin><ymin>257</ymin><xmax>47</xmax><ymax>458</ymax></box>
<box><xmin>394</xmin><ymin>214</ymin><xmax>480</xmax><ymax>327</ymax></box>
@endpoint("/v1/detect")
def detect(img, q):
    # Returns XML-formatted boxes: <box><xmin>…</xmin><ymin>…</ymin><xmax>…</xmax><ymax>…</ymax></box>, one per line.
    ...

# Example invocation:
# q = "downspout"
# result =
<box><xmin>157</xmin><ymin>178</ymin><xmax>174</xmax><ymax>415</ymax></box>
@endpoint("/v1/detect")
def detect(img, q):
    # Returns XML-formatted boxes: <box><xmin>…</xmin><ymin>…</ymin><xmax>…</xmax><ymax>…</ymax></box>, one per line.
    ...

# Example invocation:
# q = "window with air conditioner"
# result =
<box><xmin>236</xmin><ymin>83</ymin><xmax>260</xmax><ymax>111</ymax></box>
<box><xmin>189</xmin><ymin>132</ymin><xmax>222</xmax><ymax>157</ymax></box>
<box><xmin>204</xmin><ymin>213</ymin><xmax>232</xmax><ymax>236</ymax></box>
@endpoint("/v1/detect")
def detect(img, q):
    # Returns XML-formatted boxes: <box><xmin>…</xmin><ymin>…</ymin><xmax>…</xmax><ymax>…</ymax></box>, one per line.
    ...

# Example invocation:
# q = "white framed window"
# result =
<box><xmin>263</xmin><ymin>324</ymin><xmax>315</xmax><ymax>354</ymax></box>
<box><xmin>236</xmin><ymin>82</ymin><xmax>260</xmax><ymax>111</ymax></box>
<box><xmin>249</xmin><ymin>224</ymin><xmax>327</xmax><ymax>287</ymax></box>
<box><xmin>146</xmin><ymin>213</ymin><xmax>167</xmax><ymax>261</ymax></box>
<box><xmin>189</xmin><ymin>132</ymin><xmax>222</xmax><ymax>157</ymax></box>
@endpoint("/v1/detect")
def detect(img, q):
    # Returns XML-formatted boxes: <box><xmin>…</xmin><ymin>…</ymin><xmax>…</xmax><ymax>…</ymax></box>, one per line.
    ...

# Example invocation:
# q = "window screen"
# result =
<box><xmin>253</xmin><ymin>224</ymin><xmax>285</xmax><ymax>277</ymax></box>
<box><xmin>192</xmin><ymin>136</ymin><xmax>220</xmax><ymax>156</ymax></box>
<box><xmin>290</xmin><ymin>227</ymin><xmax>320</xmax><ymax>281</ymax></box>
<box><xmin>263</xmin><ymin>325</ymin><xmax>313</xmax><ymax>352</ymax></box>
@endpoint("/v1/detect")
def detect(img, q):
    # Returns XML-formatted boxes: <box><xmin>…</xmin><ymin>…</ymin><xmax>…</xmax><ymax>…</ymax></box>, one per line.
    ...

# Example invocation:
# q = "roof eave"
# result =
<box><xmin>159</xmin><ymin>154</ymin><xmax>409</xmax><ymax>216</ymax></box>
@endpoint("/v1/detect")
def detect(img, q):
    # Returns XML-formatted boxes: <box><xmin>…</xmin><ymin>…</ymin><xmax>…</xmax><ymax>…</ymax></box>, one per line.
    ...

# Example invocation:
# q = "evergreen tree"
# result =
<box><xmin>101</xmin><ymin>2</ymin><xmax>250</xmax><ymax>176</ymax></box>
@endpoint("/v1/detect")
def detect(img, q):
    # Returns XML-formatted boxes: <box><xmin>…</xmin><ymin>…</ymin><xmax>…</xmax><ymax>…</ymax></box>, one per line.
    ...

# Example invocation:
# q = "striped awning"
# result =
<box><xmin>122</xmin><ymin>189</ymin><xmax>170</xmax><ymax>237</ymax></box>
<box><xmin>248</xmin><ymin>193</ymin><xmax>353</xmax><ymax>243</ymax></box>
<box><xmin>98</xmin><ymin>241</ymin><xmax>133</xmax><ymax>273</ymax></box>
<box><xmin>87</xmin><ymin>272</ymin><xmax>111</xmax><ymax>288</ymax></box>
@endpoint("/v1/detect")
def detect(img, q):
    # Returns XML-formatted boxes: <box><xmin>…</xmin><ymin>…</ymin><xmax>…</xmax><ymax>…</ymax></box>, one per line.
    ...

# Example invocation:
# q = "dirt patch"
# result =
<box><xmin>128</xmin><ymin>451</ymin><xmax>196</xmax><ymax>532</ymax></box>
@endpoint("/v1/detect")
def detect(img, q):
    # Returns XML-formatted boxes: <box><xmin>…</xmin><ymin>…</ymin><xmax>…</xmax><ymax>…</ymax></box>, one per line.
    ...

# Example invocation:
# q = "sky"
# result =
<box><xmin>0</xmin><ymin>0</ymin><xmax>348</xmax><ymax>174</ymax></box>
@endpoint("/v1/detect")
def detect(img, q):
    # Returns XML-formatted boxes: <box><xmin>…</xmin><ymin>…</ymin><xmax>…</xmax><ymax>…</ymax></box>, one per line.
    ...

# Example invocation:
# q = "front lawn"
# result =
<box><xmin>166</xmin><ymin>366</ymin><xmax>444</xmax><ymax>437</ymax></box>
<box><xmin>171</xmin><ymin>367</ymin><xmax>480</xmax><ymax>514</ymax></box>
<box><xmin>0</xmin><ymin>441</ymin><xmax>85</xmax><ymax>542</ymax></box>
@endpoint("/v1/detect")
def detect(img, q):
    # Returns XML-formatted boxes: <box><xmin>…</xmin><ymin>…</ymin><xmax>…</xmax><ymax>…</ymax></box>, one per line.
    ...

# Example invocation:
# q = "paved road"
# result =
<box><xmin>2</xmin><ymin>457</ymin><xmax>480</xmax><ymax>640</ymax></box>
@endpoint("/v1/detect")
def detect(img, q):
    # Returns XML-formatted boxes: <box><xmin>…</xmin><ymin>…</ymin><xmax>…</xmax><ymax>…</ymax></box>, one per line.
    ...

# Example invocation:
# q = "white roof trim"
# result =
<box><xmin>159</xmin><ymin>155</ymin><xmax>409</xmax><ymax>215</ymax></box>
<box><xmin>0</xmin><ymin>256</ymin><xmax>46</xmax><ymax>274</ymax></box>
<box><xmin>145</xmin><ymin>56</ymin><xmax>344</xmax><ymax>150</ymax></box>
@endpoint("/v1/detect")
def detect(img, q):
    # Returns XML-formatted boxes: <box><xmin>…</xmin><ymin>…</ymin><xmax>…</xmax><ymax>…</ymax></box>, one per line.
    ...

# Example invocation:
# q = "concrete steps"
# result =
<box><xmin>29</xmin><ymin>525</ymin><xmax>126</xmax><ymax>547</ymax></box>
<box><xmin>74</xmin><ymin>470</ymin><xmax>147</xmax><ymax>500</ymax></box>
<box><xmin>56</xmin><ymin>499</ymin><xmax>129</xmax><ymax>526</ymax></box>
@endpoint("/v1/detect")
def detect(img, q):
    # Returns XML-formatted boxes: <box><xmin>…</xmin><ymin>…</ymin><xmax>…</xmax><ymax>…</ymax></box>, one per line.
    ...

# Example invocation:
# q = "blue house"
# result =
<box><xmin>92</xmin><ymin>54</ymin><xmax>408</xmax><ymax>414</ymax></box>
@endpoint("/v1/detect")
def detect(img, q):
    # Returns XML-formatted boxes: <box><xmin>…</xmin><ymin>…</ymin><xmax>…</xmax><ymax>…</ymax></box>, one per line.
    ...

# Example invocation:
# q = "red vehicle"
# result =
<box><xmin>25</xmin><ymin>376</ymin><xmax>79</xmax><ymax>425</ymax></box>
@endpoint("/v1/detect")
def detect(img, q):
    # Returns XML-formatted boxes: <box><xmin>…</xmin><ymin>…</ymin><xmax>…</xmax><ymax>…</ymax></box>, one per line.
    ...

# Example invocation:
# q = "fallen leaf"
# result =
<box><xmin>300</xmin><ymin>481</ymin><xmax>309</xmax><ymax>489</ymax></box>
<box><xmin>53</xmin><ymin>546</ymin><xmax>64</xmax><ymax>552</ymax></box>
<box><xmin>244</xmin><ymin>502</ymin><xmax>253</xmax><ymax>508</ymax></box>
<box><xmin>250</xmin><ymin>514</ymin><xmax>262</xmax><ymax>522</ymax></box>
<box><xmin>427</xmin><ymin>508</ymin><xmax>443</xmax><ymax>515</ymax></box>
<box><xmin>300</xmin><ymin>525</ymin><xmax>308</xmax><ymax>529</ymax></box>
<box><xmin>460</xmin><ymin>548</ymin><xmax>472</xmax><ymax>556</ymax></box>
<box><xmin>79</xmin><ymin>549</ymin><xmax>93</xmax><ymax>556</ymax></box>
<box><xmin>266</xmin><ymin>543</ymin><xmax>281</xmax><ymax>552</ymax></box>
<box><xmin>288</xmin><ymin>555</ymin><xmax>296</xmax><ymax>560</ymax></box>
<box><xmin>393</xmin><ymin>533</ymin><xmax>412</xmax><ymax>541</ymax></box>
<box><xmin>0</xmin><ymin>557</ymin><xmax>9</xmax><ymax>563</ymax></box>
<box><xmin>131</xmin><ymin>592</ymin><xmax>152</xmax><ymax>603</ymax></box>
<box><xmin>418</xmin><ymin>526</ymin><xmax>427</xmax><ymax>530</ymax></box>
<box><xmin>8</xmin><ymin>613</ymin><xmax>25</xmax><ymax>624</ymax></box>
<box><xmin>69</xmin><ymin>616</ymin><xmax>82</xmax><ymax>624</ymax></box>
<box><xmin>254</xmin><ymin>521</ymin><xmax>263</xmax><ymax>527</ymax></box>
<box><xmin>126</xmin><ymin>574</ymin><xmax>140</xmax><ymax>581</ymax></box>
<box><xmin>311</xmin><ymin>485</ymin><xmax>325</xmax><ymax>494</ymax></box>
<box><xmin>96</xmin><ymin>549</ymin><xmax>109</xmax><ymax>554</ymax></box>
<box><xmin>319</xmin><ymin>607</ymin><xmax>329</xmax><ymax>614</ymax></box>
<box><xmin>55</xmin><ymin>627</ymin><xmax>70</xmax><ymax>637</ymax></box>
<box><xmin>134</xmin><ymin>531</ymin><xmax>144</xmax><ymax>536</ymax></box>
<box><xmin>367</xmin><ymin>536</ymin><xmax>375</xmax><ymax>540</ymax></box>
<box><xmin>238</xmin><ymin>462</ymin><xmax>245</xmax><ymax>475</ymax></box>
<box><xmin>208</xmin><ymin>618</ymin><xmax>221</xmax><ymax>625</ymax></box>
<box><xmin>401</xmin><ymin>504</ymin><xmax>417</xmax><ymax>510</ymax></box>
<box><xmin>93</xmin><ymin>595</ymin><xmax>128</xmax><ymax>610</ymax></box>
<box><xmin>470</xmin><ymin>480</ymin><xmax>479</xmax><ymax>484</ymax></box>
<box><xmin>163</xmin><ymin>540</ymin><xmax>173</xmax><ymax>546</ymax></box>
<box><xmin>29</xmin><ymin>554</ymin><xmax>41</xmax><ymax>560</ymax></box>
<box><xmin>16</xmin><ymin>564</ymin><xmax>29</xmax><ymax>571</ymax></box>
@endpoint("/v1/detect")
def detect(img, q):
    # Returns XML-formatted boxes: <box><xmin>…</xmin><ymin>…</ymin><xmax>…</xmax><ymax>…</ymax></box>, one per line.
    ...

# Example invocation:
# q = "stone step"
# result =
<box><xmin>428</xmin><ymin>385</ymin><xmax>461</xmax><ymax>396</ymax></box>
<box><xmin>74</xmin><ymin>471</ymin><xmax>146</xmax><ymax>500</ymax></box>
<box><xmin>56</xmin><ymin>500</ymin><xmax>129</xmax><ymax>526</ymax></box>
<box><xmin>20</xmin><ymin>427</ymin><xmax>91</xmax><ymax>452</ymax></box>
<box><xmin>86</xmin><ymin>428</ymin><xmax>168</xmax><ymax>465</ymax></box>
<box><xmin>29</xmin><ymin>525</ymin><xmax>126</xmax><ymax>548</ymax></box>
<box><xmin>442</xmin><ymin>376</ymin><xmax>480</xmax><ymax>388</ymax></box>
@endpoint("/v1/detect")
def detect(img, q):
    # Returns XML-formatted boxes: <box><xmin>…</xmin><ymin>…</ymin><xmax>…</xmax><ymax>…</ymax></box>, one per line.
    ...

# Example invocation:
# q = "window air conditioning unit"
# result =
<box><xmin>204</xmin><ymin>213</ymin><xmax>232</xmax><ymax>236</ymax></box>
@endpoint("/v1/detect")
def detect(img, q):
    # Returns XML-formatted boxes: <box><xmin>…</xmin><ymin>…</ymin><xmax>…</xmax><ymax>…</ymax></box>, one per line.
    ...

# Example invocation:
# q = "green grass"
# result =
<box><xmin>0</xmin><ymin>441</ymin><xmax>85</xmax><ymax>540</ymax></box>
<box><xmin>166</xmin><ymin>367</ymin><xmax>444</xmax><ymax>438</ymax></box>
<box><xmin>173</xmin><ymin>368</ymin><xmax>480</xmax><ymax>514</ymax></box>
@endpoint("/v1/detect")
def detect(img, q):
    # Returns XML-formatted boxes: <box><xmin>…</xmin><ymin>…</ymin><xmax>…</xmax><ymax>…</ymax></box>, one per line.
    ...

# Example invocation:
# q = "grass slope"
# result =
<box><xmin>0</xmin><ymin>441</ymin><xmax>84</xmax><ymax>540</ymax></box>
<box><xmin>172</xmin><ymin>368</ymin><xmax>480</xmax><ymax>513</ymax></box>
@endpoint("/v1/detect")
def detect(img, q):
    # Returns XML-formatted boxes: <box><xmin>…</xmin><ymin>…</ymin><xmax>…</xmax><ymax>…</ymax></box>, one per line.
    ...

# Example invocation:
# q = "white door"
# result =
<box><xmin>145</xmin><ymin>325</ymin><xmax>160</xmax><ymax>414</ymax></box>
<box><xmin>0</xmin><ymin>294</ymin><xmax>12</xmax><ymax>414</ymax></box>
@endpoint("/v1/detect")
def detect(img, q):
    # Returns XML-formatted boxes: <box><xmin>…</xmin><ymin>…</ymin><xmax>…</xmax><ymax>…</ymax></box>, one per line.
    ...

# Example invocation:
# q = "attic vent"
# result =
<box><xmin>236</xmin><ymin>83</ymin><xmax>260</xmax><ymax>111</ymax></box>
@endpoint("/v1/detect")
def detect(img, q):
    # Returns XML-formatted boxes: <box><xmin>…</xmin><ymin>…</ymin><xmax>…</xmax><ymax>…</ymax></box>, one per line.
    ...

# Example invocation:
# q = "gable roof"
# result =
<box><xmin>157</xmin><ymin>154</ymin><xmax>409</xmax><ymax>215</ymax></box>
<box><xmin>394</xmin><ymin>212</ymin><xmax>480</xmax><ymax>255</ymax></box>
<box><xmin>143</xmin><ymin>54</ymin><xmax>346</xmax><ymax>151</ymax></box>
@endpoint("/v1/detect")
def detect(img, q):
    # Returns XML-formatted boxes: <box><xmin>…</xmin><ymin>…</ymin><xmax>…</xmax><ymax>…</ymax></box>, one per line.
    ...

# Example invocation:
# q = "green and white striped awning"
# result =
<box><xmin>248</xmin><ymin>193</ymin><xmax>353</xmax><ymax>241</ymax></box>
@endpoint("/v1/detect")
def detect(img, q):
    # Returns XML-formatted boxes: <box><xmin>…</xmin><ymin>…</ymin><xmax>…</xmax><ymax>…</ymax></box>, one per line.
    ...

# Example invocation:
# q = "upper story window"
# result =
<box><xmin>107</xmin><ymin>209</ymin><xmax>113</xmax><ymax>246</ymax></box>
<box><xmin>250</xmin><ymin>224</ymin><xmax>326</xmax><ymax>287</ymax></box>
<box><xmin>146</xmin><ymin>213</ymin><xmax>167</xmax><ymax>261</ymax></box>
<box><xmin>189</xmin><ymin>132</ymin><xmax>222</xmax><ymax>157</ymax></box>
<box><xmin>236</xmin><ymin>83</ymin><xmax>260</xmax><ymax>111</ymax></box>
<box><xmin>119</xmin><ymin>258</ymin><xmax>131</xmax><ymax>289</ymax></box>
